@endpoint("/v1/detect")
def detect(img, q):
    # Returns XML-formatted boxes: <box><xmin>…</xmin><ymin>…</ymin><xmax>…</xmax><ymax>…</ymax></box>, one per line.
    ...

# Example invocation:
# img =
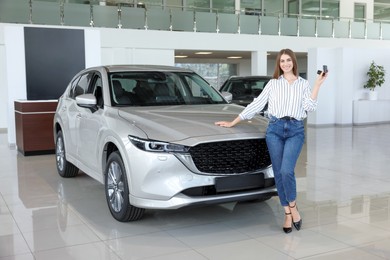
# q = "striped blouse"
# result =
<box><xmin>239</xmin><ymin>75</ymin><xmax>318</xmax><ymax>121</ymax></box>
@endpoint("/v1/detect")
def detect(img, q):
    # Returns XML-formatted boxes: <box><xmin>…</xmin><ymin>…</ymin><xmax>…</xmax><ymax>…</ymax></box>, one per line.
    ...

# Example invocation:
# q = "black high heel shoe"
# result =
<box><xmin>283</xmin><ymin>211</ymin><xmax>292</xmax><ymax>234</ymax></box>
<box><xmin>289</xmin><ymin>203</ymin><xmax>302</xmax><ymax>231</ymax></box>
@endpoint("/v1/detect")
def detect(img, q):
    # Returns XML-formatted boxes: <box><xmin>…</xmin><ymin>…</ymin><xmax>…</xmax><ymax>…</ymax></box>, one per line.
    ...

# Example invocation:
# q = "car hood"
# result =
<box><xmin>117</xmin><ymin>104</ymin><xmax>268</xmax><ymax>146</ymax></box>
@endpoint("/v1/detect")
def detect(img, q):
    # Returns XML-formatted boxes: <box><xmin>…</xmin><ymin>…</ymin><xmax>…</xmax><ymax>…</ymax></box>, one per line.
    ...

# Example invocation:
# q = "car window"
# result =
<box><xmin>91</xmin><ymin>73</ymin><xmax>103</xmax><ymax>108</ymax></box>
<box><xmin>251</xmin><ymin>80</ymin><xmax>268</xmax><ymax>90</ymax></box>
<box><xmin>221</xmin><ymin>78</ymin><xmax>270</xmax><ymax>99</ymax></box>
<box><xmin>68</xmin><ymin>76</ymin><xmax>80</xmax><ymax>98</ymax></box>
<box><xmin>69</xmin><ymin>72</ymin><xmax>93</xmax><ymax>99</ymax></box>
<box><xmin>108</xmin><ymin>71</ymin><xmax>226</xmax><ymax>106</ymax></box>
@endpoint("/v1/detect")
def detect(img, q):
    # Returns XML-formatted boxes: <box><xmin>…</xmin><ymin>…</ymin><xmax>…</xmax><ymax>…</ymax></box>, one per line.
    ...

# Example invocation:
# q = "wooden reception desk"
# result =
<box><xmin>14</xmin><ymin>100</ymin><xmax>58</xmax><ymax>155</ymax></box>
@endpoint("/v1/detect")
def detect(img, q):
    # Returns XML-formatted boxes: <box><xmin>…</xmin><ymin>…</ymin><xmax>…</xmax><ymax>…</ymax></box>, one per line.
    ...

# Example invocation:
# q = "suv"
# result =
<box><xmin>53</xmin><ymin>65</ymin><xmax>276</xmax><ymax>221</ymax></box>
<box><xmin>220</xmin><ymin>76</ymin><xmax>271</xmax><ymax>107</ymax></box>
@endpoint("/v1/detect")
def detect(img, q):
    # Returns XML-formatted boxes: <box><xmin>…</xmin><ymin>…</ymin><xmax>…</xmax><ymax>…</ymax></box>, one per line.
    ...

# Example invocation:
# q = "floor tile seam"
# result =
<box><xmin>220</xmin><ymin>219</ymin><xmax>281</xmax><ymax>239</ymax></box>
<box><xmin>193</xmin><ymin>237</ymin><xmax>294</xmax><ymax>260</ymax></box>
<box><xmin>340</xmin><ymin>235</ymin><xmax>390</xmax><ymax>251</ymax></box>
<box><xmin>12</xmin><ymin>227</ymin><xmax>35</xmax><ymax>257</ymax></box>
<box><xmin>20</xmin><ymin>222</ymin><xmax>103</xmax><ymax>246</ymax></box>
<box><xmin>92</xmin><ymin>224</ymin><xmax>169</xmax><ymax>241</ymax></box>
<box><xmin>296</xmin><ymin>245</ymin><xmax>384</xmax><ymax>260</ymax></box>
<box><xmin>60</xmin><ymin>202</ymin><xmax>120</xmax><ymax>243</ymax></box>
<box><xmin>30</xmin><ymin>241</ymin><xmax>123</xmax><ymax>258</ymax></box>
<box><xmin>253</xmin><ymin>229</ymin><xmax>351</xmax><ymax>259</ymax></box>
<box><xmin>102</xmin><ymin>230</ymin><xmax>192</xmax><ymax>258</ymax></box>
<box><xmin>0</xmin><ymin>251</ymin><xmax>34</xmax><ymax>259</ymax></box>
<box><xmin>306</xmin><ymin>221</ymin><xmax>390</xmax><ymax>248</ymax></box>
<box><xmin>102</xmin><ymin>229</ymin><xmax>178</xmax><ymax>244</ymax></box>
<box><xmin>353</xmin><ymin>217</ymin><xmax>390</xmax><ymax>233</ymax></box>
<box><xmin>162</xmin><ymin>221</ymin><xmax>254</xmax><ymax>250</ymax></box>
<box><xmin>1</xmin><ymin>192</ymin><xmax>32</xmax><ymax>241</ymax></box>
<box><xmin>143</xmin><ymin>248</ymin><xmax>206</xmax><ymax>260</ymax></box>
<box><xmin>355</xmin><ymin>239</ymin><xmax>390</xmax><ymax>259</ymax></box>
<box><xmin>252</xmin><ymin>234</ymin><xmax>302</xmax><ymax>259</ymax></box>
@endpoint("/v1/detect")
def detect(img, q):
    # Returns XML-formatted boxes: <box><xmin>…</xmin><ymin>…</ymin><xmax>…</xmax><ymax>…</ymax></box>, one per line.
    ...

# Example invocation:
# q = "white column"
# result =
<box><xmin>251</xmin><ymin>51</ymin><xmax>267</xmax><ymax>76</ymax></box>
<box><xmin>5</xmin><ymin>26</ymin><xmax>27</xmax><ymax>145</ymax></box>
<box><xmin>235</xmin><ymin>0</ymin><xmax>240</xmax><ymax>14</ymax></box>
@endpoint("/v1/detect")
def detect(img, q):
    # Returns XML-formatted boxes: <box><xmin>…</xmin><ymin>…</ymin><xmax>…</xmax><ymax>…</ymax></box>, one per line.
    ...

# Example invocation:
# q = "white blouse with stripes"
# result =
<box><xmin>239</xmin><ymin>75</ymin><xmax>318</xmax><ymax>121</ymax></box>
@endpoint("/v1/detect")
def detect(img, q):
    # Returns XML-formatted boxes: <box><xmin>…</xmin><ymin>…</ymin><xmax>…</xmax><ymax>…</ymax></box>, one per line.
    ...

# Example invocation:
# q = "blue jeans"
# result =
<box><xmin>266</xmin><ymin>117</ymin><xmax>305</xmax><ymax>206</ymax></box>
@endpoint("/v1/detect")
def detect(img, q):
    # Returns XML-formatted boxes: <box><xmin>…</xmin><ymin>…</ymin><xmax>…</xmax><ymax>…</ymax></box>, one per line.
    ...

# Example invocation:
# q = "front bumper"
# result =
<box><xmin>125</xmin><ymin>142</ymin><xmax>276</xmax><ymax>209</ymax></box>
<box><xmin>130</xmin><ymin>186</ymin><xmax>277</xmax><ymax>209</ymax></box>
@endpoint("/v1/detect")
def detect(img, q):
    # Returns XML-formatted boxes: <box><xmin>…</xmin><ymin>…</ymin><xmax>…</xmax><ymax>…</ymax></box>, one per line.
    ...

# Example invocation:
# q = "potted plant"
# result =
<box><xmin>364</xmin><ymin>61</ymin><xmax>385</xmax><ymax>100</ymax></box>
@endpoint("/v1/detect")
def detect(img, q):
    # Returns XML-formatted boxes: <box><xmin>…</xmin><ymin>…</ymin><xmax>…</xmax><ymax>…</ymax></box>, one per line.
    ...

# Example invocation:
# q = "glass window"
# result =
<box><xmin>263</xmin><ymin>0</ymin><xmax>283</xmax><ymax>17</ymax></box>
<box><xmin>186</xmin><ymin>0</ymin><xmax>210</xmax><ymax>12</ymax></box>
<box><xmin>165</xmin><ymin>0</ymin><xmax>182</xmax><ymax>11</ymax></box>
<box><xmin>128</xmin><ymin>0</ymin><xmax>162</xmax><ymax>8</ymax></box>
<box><xmin>241</xmin><ymin>0</ymin><xmax>262</xmax><ymax>15</ymax></box>
<box><xmin>374</xmin><ymin>2</ymin><xmax>390</xmax><ymax>22</ymax></box>
<box><xmin>302</xmin><ymin>0</ymin><xmax>320</xmax><ymax>18</ymax></box>
<box><xmin>322</xmin><ymin>0</ymin><xmax>339</xmax><ymax>19</ymax></box>
<box><xmin>212</xmin><ymin>0</ymin><xmax>235</xmax><ymax>13</ymax></box>
<box><xmin>354</xmin><ymin>3</ymin><xmax>366</xmax><ymax>21</ymax></box>
<box><xmin>288</xmin><ymin>0</ymin><xmax>299</xmax><ymax>17</ymax></box>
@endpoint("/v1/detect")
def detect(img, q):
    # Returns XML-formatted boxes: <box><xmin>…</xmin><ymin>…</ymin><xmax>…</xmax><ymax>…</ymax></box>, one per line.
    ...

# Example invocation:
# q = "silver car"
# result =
<box><xmin>53</xmin><ymin>65</ymin><xmax>276</xmax><ymax>222</ymax></box>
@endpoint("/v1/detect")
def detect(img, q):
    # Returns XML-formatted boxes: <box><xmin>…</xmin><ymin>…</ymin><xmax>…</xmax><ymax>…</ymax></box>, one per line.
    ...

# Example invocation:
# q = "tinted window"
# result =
<box><xmin>108</xmin><ymin>71</ymin><xmax>227</xmax><ymax>106</ymax></box>
<box><xmin>221</xmin><ymin>78</ymin><xmax>270</xmax><ymax>99</ymax></box>
<box><xmin>91</xmin><ymin>73</ymin><xmax>103</xmax><ymax>108</ymax></box>
<box><xmin>69</xmin><ymin>72</ymin><xmax>93</xmax><ymax>99</ymax></box>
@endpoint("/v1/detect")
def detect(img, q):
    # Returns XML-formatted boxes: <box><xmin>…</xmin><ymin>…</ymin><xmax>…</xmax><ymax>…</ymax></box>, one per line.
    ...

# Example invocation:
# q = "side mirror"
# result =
<box><xmin>221</xmin><ymin>91</ymin><xmax>233</xmax><ymax>103</ymax></box>
<box><xmin>76</xmin><ymin>94</ymin><xmax>98</xmax><ymax>112</ymax></box>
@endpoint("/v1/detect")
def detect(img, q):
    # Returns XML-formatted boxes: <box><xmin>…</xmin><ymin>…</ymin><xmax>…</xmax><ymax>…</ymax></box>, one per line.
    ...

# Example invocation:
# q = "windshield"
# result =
<box><xmin>109</xmin><ymin>71</ymin><xmax>227</xmax><ymax>106</ymax></box>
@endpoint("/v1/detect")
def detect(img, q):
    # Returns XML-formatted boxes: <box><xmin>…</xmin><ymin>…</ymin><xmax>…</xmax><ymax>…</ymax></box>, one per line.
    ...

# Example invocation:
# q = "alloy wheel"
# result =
<box><xmin>107</xmin><ymin>161</ymin><xmax>125</xmax><ymax>213</ymax></box>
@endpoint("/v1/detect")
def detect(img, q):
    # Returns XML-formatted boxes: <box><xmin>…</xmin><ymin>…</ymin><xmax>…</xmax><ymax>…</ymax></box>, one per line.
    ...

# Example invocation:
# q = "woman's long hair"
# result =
<box><xmin>272</xmin><ymin>49</ymin><xmax>298</xmax><ymax>79</ymax></box>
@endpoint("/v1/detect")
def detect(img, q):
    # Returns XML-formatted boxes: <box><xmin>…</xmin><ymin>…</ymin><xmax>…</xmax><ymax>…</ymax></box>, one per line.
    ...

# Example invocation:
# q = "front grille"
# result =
<box><xmin>188</xmin><ymin>139</ymin><xmax>271</xmax><ymax>174</ymax></box>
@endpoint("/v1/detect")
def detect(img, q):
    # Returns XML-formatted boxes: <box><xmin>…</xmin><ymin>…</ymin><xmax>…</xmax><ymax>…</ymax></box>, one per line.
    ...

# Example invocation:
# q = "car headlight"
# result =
<box><xmin>129</xmin><ymin>136</ymin><xmax>189</xmax><ymax>153</ymax></box>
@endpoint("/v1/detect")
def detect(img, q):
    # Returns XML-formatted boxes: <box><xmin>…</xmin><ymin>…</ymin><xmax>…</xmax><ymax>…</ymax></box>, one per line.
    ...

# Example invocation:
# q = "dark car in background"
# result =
<box><xmin>220</xmin><ymin>76</ymin><xmax>271</xmax><ymax>107</ymax></box>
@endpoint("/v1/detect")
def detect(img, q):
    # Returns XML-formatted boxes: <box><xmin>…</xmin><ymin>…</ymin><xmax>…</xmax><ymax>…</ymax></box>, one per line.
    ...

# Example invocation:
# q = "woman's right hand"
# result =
<box><xmin>215</xmin><ymin>121</ymin><xmax>234</xmax><ymax>128</ymax></box>
<box><xmin>215</xmin><ymin>116</ymin><xmax>242</xmax><ymax>128</ymax></box>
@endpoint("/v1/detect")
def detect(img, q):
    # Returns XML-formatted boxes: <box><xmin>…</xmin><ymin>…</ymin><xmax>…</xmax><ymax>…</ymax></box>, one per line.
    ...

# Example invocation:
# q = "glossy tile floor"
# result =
<box><xmin>1</xmin><ymin>124</ymin><xmax>390</xmax><ymax>260</ymax></box>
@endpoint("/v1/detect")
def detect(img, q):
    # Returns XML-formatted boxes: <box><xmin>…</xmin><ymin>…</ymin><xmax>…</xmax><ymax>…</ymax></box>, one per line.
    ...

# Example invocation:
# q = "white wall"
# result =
<box><xmin>307</xmin><ymin>47</ymin><xmax>390</xmax><ymax>126</ymax></box>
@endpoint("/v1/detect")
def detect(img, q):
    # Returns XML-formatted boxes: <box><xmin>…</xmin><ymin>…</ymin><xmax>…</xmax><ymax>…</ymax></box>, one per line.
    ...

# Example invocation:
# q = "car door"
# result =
<box><xmin>76</xmin><ymin>72</ymin><xmax>105</xmax><ymax>177</ymax></box>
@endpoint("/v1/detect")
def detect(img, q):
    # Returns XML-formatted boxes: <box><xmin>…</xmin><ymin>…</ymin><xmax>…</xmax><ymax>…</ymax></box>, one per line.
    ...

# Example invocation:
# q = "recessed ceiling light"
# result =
<box><xmin>175</xmin><ymin>55</ymin><xmax>188</xmax><ymax>58</ymax></box>
<box><xmin>227</xmin><ymin>56</ymin><xmax>242</xmax><ymax>59</ymax></box>
<box><xmin>195</xmin><ymin>52</ymin><xmax>213</xmax><ymax>55</ymax></box>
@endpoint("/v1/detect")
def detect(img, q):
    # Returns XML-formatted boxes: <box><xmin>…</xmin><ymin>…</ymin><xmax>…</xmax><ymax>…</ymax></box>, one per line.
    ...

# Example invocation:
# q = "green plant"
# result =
<box><xmin>364</xmin><ymin>61</ymin><xmax>385</xmax><ymax>91</ymax></box>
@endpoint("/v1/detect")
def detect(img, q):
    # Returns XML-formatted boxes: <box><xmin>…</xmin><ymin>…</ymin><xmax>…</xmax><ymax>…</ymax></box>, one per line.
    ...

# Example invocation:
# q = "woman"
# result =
<box><xmin>215</xmin><ymin>49</ymin><xmax>328</xmax><ymax>233</ymax></box>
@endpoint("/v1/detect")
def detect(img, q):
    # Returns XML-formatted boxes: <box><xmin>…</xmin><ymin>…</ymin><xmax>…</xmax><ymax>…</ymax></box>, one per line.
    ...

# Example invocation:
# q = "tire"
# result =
<box><xmin>105</xmin><ymin>151</ymin><xmax>145</xmax><ymax>222</ymax></box>
<box><xmin>55</xmin><ymin>131</ymin><xmax>79</xmax><ymax>178</ymax></box>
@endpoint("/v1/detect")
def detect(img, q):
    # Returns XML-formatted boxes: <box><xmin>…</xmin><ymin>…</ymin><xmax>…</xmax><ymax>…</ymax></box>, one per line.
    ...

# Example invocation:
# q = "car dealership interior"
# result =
<box><xmin>1</xmin><ymin>0</ymin><xmax>390</xmax><ymax>259</ymax></box>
